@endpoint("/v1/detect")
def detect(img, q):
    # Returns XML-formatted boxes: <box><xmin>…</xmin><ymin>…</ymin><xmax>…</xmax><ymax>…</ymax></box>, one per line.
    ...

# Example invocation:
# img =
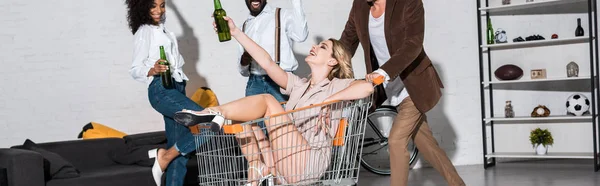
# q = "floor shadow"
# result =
<box><xmin>167</xmin><ymin>1</ymin><xmax>207</xmax><ymax>96</ymax></box>
<box><xmin>413</xmin><ymin>61</ymin><xmax>460</xmax><ymax>185</ymax></box>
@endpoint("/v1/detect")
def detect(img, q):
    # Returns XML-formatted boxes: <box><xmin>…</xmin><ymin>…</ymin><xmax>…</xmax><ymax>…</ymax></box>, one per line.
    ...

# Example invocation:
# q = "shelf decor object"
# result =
<box><xmin>505</xmin><ymin>100</ymin><xmax>515</xmax><ymax>118</ymax></box>
<box><xmin>530</xmin><ymin>69</ymin><xmax>547</xmax><ymax>79</ymax></box>
<box><xmin>567</xmin><ymin>61</ymin><xmax>579</xmax><ymax>77</ymax></box>
<box><xmin>494</xmin><ymin>64</ymin><xmax>523</xmax><ymax>80</ymax></box>
<box><xmin>495</xmin><ymin>28</ymin><xmax>508</xmax><ymax>43</ymax></box>
<box><xmin>477</xmin><ymin>0</ymin><xmax>599</xmax><ymax>171</ymax></box>
<box><xmin>566</xmin><ymin>93</ymin><xmax>590</xmax><ymax>116</ymax></box>
<box><xmin>531</xmin><ymin>105</ymin><xmax>551</xmax><ymax>117</ymax></box>
<box><xmin>529</xmin><ymin>128</ymin><xmax>554</xmax><ymax>155</ymax></box>
<box><xmin>576</xmin><ymin>18</ymin><xmax>585</xmax><ymax>37</ymax></box>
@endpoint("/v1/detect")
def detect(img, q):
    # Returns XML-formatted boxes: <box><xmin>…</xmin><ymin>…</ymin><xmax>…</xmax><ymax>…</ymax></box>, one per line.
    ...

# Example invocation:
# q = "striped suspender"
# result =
<box><xmin>243</xmin><ymin>8</ymin><xmax>283</xmax><ymax>72</ymax></box>
<box><xmin>275</xmin><ymin>8</ymin><xmax>281</xmax><ymax>65</ymax></box>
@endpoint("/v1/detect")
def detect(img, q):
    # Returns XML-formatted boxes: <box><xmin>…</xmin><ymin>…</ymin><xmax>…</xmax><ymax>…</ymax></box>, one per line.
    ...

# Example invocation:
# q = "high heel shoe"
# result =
<box><xmin>148</xmin><ymin>149</ymin><xmax>163</xmax><ymax>186</ymax></box>
<box><xmin>245</xmin><ymin>165</ymin><xmax>274</xmax><ymax>186</ymax></box>
<box><xmin>174</xmin><ymin>108</ymin><xmax>225</xmax><ymax>132</ymax></box>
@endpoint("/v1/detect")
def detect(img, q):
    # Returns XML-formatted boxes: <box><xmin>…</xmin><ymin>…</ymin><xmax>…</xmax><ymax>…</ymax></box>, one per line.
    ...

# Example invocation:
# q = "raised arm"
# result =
<box><xmin>217</xmin><ymin>16</ymin><xmax>289</xmax><ymax>89</ymax></box>
<box><xmin>285</xmin><ymin>0</ymin><xmax>309</xmax><ymax>42</ymax></box>
<box><xmin>324</xmin><ymin>80</ymin><xmax>375</xmax><ymax>102</ymax></box>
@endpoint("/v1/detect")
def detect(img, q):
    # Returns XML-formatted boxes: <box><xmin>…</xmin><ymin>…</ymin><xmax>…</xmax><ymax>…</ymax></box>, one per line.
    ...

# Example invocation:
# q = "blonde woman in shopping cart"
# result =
<box><xmin>168</xmin><ymin>16</ymin><xmax>376</xmax><ymax>185</ymax></box>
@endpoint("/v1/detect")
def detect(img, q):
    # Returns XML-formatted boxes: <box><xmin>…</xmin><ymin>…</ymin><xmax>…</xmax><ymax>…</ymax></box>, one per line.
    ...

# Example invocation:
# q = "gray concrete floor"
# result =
<box><xmin>357</xmin><ymin>159</ymin><xmax>600</xmax><ymax>186</ymax></box>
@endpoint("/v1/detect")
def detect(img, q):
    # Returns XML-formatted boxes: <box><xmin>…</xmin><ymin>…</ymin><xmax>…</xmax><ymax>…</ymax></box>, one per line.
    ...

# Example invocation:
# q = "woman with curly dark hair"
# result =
<box><xmin>125</xmin><ymin>0</ymin><xmax>205</xmax><ymax>185</ymax></box>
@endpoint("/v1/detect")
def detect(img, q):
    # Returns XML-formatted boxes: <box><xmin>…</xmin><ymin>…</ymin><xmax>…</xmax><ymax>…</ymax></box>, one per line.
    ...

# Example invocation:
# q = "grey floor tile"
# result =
<box><xmin>357</xmin><ymin>159</ymin><xmax>600</xmax><ymax>186</ymax></box>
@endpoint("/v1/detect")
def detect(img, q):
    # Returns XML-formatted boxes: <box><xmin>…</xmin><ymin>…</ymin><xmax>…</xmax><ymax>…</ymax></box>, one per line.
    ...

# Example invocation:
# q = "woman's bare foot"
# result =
<box><xmin>247</xmin><ymin>160</ymin><xmax>271</xmax><ymax>186</ymax></box>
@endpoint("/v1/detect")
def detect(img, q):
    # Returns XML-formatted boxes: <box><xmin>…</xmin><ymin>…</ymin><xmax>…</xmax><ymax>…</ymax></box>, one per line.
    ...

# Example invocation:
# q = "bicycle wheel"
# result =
<box><xmin>360</xmin><ymin>106</ymin><xmax>419</xmax><ymax>175</ymax></box>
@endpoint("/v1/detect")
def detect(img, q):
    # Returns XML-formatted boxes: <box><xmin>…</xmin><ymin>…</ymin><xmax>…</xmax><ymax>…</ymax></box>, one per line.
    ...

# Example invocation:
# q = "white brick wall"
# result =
<box><xmin>0</xmin><ymin>0</ymin><xmax>488</xmax><ymax>168</ymax></box>
<box><xmin>0</xmin><ymin>0</ymin><xmax>163</xmax><ymax>147</ymax></box>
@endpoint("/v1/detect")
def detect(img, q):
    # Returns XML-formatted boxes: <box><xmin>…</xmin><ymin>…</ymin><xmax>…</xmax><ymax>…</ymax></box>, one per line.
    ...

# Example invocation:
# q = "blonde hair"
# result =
<box><xmin>327</xmin><ymin>38</ymin><xmax>354</xmax><ymax>79</ymax></box>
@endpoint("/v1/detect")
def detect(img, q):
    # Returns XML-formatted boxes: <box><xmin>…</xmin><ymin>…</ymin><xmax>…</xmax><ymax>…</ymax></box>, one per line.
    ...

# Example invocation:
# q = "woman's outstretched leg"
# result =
<box><xmin>175</xmin><ymin>94</ymin><xmax>280</xmax><ymax>128</ymax></box>
<box><xmin>175</xmin><ymin>94</ymin><xmax>312</xmax><ymax>183</ymax></box>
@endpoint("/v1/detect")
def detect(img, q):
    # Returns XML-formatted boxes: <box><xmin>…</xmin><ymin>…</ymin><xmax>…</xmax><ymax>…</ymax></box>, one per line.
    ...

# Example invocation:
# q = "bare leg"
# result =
<box><xmin>252</xmin><ymin>126</ymin><xmax>277</xmax><ymax>180</ymax></box>
<box><xmin>251</xmin><ymin>126</ymin><xmax>277</xmax><ymax>180</ymax></box>
<box><xmin>264</xmin><ymin>114</ymin><xmax>312</xmax><ymax>184</ymax></box>
<box><xmin>235</xmin><ymin>125</ymin><xmax>272</xmax><ymax>186</ymax></box>
<box><xmin>196</xmin><ymin>94</ymin><xmax>312</xmax><ymax>183</ymax></box>
<box><xmin>194</xmin><ymin>94</ymin><xmax>279</xmax><ymax>122</ymax></box>
<box><xmin>156</xmin><ymin>147</ymin><xmax>181</xmax><ymax>171</ymax></box>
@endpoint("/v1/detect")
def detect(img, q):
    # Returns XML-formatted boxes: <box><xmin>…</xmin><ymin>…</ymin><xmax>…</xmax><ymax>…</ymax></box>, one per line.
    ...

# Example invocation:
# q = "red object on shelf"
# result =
<box><xmin>552</xmin><ymin>34</ymin><xmax>558</xmax><ymax>39</ymax></box>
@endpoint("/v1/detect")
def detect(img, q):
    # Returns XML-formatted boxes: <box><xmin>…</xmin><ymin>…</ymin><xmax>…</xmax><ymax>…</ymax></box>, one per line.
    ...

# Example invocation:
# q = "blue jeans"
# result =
<box><xmin>245</xmin><ymin>74</ymin><xmax>288</xmax><ymax>102</ymax></box>
<box><xmin>148</xmin><ymin>77</ymin><xmax>207</xmax><ymax>186</ymax></box>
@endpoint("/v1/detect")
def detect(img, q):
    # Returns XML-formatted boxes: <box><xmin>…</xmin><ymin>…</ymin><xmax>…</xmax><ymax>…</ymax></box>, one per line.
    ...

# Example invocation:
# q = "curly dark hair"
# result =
<box><xmin>125</xmin><ymin>0</ymin><xmax>155</xmax><ymax>34</ymax></box>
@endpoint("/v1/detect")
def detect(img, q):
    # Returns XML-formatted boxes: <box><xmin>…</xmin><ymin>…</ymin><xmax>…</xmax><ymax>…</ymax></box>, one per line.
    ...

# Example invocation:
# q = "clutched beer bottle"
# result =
<box><xmin>213</xmin><ymin>0</ymin><xmax>231</xmax><ymax>42</ymax></box>
<box><xmin>159</xmin><ymin>46</ymin><xmax>174</xmax><ymax>89</ymax></box>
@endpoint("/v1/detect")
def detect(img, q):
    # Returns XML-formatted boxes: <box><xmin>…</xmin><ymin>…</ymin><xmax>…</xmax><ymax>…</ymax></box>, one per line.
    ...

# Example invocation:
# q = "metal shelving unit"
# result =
<box><xmin>483</xmin><ymin>76</ymin><xmax>591</xmax><ymax>85</ymax></box>
<box><xmin>481</xmin><ymin>36</ymin><xmax>591</xmax><ymax>49</ymax></box>
<box><xmin>476</xmin><ymin>0</ymin><xmax>600</xmax><ymax>171</ymax></box>
<box><xmin>479</xmin><ymin>0</ymin><xmax>588</xmax><ymax>12</ymax></box>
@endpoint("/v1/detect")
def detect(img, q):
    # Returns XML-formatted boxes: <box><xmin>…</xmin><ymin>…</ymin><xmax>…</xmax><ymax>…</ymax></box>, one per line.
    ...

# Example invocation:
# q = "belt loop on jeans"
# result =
<box><xmin>251</xmin><ymin>74</ymin><xmax>268</xmax><ymax>81</ymax></box>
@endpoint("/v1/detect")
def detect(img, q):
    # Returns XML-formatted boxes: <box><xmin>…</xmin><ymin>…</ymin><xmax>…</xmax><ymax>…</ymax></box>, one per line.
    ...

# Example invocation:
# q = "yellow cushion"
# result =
<box><xmin>190</xmin><ymin>87</ymin><xmax>220</xmax><ymax>108</ymax></box>
<box><xmin>78</xmin><ymin>122</ymin><xmax>127</xmax><ymax>139</ymax></box>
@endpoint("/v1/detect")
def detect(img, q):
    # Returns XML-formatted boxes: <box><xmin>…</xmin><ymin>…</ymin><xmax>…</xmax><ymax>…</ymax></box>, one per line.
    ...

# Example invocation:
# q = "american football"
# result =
<box><xmin>494</xmin><ymin>64</ymin><xmax>523</xmax><ymax>80</ymax></box>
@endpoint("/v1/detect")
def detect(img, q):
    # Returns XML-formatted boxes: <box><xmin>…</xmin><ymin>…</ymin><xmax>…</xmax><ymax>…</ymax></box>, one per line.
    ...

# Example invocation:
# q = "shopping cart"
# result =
<box><xmin>189</xmin><ymin>96</ymin><xmax>373</xmax><ymax>186</ymax></box>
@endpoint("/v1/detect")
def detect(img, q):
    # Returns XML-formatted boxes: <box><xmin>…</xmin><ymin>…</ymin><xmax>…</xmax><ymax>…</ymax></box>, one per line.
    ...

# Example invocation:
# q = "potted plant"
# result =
<box><xmin>529</xmin><ymin>128</ymin><xmax>554</xmax><ymax>155</ymax></box>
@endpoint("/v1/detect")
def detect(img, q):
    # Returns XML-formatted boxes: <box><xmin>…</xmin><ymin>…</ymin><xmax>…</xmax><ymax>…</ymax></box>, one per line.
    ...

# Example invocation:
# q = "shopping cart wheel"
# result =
<box><xmin>360</xmin><ymin>106</ymin><xmax>418</xmax><ymax>175</ymax></box>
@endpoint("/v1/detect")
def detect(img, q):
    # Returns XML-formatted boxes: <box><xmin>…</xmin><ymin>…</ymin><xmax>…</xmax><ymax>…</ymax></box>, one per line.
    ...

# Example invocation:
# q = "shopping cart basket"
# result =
<box><xmin>189</xmin><ymin>96</ymin><xmax>373</xmax><ymax>186</ymax></box>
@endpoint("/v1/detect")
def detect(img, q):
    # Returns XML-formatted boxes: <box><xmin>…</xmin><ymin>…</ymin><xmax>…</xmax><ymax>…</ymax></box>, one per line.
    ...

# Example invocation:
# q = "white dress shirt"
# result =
<box><xmin>129</xmin><ymin>23</ymin><xmax>188</xmax><ymax>86</ymax></box>
<box><xmin>369</xmin><ymin>12</ymin><xmax>409</xmax><ymax>107</ymax></box>
<box><xmin>238</xmin><ymin>1</ymin><xmax>309</xmax><ymax>76</ymax></box>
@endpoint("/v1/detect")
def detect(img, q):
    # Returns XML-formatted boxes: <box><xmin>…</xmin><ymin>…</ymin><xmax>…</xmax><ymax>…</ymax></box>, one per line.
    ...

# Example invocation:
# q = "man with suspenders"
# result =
<box><xmin>238</xmin><ymin>0</ymin><xmax>309</xmax><ymax>102</ymax></box>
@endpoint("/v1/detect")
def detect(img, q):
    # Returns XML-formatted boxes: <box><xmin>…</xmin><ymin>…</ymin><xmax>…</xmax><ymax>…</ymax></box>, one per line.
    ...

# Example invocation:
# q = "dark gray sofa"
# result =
<box><xmin>0</xmin><ymin>131</ymin><xmax>199</xmax><ymax>186</ymax></box>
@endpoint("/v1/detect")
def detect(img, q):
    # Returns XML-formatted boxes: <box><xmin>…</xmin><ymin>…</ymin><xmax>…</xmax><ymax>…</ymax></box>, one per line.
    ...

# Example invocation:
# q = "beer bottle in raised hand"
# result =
<box><xmin>213</xmin><ymin>0</ymin><xmax>231</xmax><ymax>42</ymax></box>
<box><xmin>159</xmin><ymin>46</ymin><xmax>174</xmax><ymax>89</ymax></box>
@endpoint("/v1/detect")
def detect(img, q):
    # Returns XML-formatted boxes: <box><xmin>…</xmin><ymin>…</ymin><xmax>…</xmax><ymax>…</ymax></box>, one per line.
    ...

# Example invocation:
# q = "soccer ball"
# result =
<box><xmin>566</xmin><ymin>93</ymin><xmax>590</xmax><ymax>116</ymax></box>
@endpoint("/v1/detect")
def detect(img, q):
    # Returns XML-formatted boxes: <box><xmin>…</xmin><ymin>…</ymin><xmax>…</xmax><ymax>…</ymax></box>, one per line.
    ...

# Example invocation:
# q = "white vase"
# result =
<box><xmin>535</xmin><ymin>144</ymin><xmax>548</xmax><ymax>155</ymax></box>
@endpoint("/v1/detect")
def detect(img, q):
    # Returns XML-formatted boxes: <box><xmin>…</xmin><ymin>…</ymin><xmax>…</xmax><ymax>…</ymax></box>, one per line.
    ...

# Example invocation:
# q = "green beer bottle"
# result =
<box><xmin>159</xmin><ymin>46</ymin><xmax>174</xmax><ymax>89</ymax></box>
<box><xmin>213</xmin><ymin>0</ymin><xmax>231</xmax><ymax>42</ymax></box>
<box><xmin>486</xmin><ymin>17</ymin><xmax>495</xmax><ymax>45</ymax></box>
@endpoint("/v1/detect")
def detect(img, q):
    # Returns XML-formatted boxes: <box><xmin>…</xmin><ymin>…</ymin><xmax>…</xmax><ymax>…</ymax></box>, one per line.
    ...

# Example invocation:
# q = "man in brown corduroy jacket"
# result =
<box><xmin>339</xmin><ymin>0</ymin><xmax>465</xmax><ymax>185</ymax></box>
